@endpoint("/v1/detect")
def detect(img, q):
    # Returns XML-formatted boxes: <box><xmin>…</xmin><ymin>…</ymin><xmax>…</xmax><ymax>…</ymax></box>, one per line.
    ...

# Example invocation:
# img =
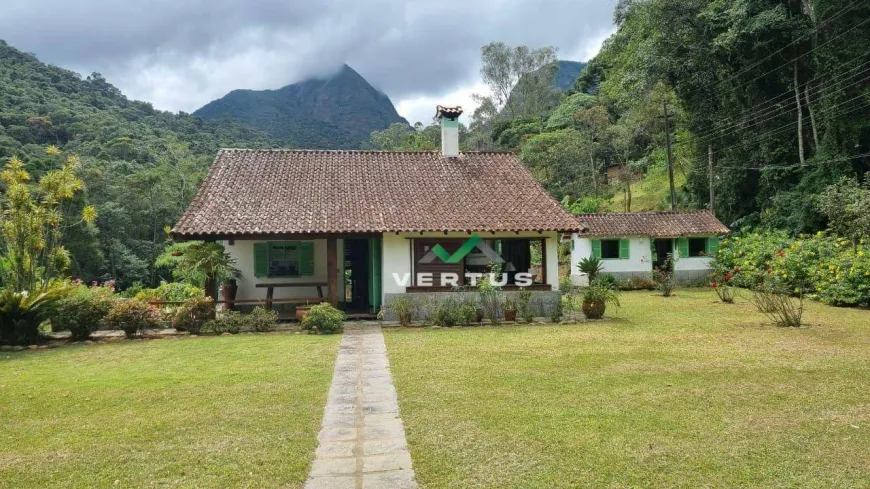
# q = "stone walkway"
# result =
<box><xmin>305</xmin><ymin>324</ymin><xmax>416</xmax><ymax>489</ymax></box>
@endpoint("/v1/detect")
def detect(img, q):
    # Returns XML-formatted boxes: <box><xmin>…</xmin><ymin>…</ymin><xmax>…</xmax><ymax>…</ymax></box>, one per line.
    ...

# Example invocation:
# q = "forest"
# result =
<box><xmin>1</xmin><ymin>0</ymin><xmax>870</xmax><ymax>292</ymax></box>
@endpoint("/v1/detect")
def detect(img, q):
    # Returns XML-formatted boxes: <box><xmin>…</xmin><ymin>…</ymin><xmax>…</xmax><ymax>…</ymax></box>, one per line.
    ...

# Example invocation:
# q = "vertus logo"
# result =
<box><xmin>393</xmin><ymin>234</ymin><xmax>534</xmax><ymax>287</ymax></box>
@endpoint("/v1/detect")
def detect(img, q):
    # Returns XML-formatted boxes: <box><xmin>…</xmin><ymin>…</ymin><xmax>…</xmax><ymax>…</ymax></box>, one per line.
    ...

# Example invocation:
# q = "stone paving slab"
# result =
<box><xmin>305</xmin><ymin>324</ymin><xmax>416</xmax><ymax>489</ymax></box>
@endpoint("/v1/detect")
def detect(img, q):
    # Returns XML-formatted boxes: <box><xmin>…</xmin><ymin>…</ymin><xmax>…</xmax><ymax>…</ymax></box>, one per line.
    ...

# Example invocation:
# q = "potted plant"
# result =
<box><xmin>503</xmin><ymin>297</ymin><xmax>517</xmax><ymax>321</ymax></box>
<box><xmin>156</xmin><ymin>241</ymin><xmax>241</xmax><ymax>301</ymax></box>
<box><xmin>581</xmin><ymin>279</ymin><xmax>621</xmax><ymax>320</ymax></box>
<box><xmin>220</xmin><ymin>278</ymin><xmax>239</xmax><ymax>310</ymax></box>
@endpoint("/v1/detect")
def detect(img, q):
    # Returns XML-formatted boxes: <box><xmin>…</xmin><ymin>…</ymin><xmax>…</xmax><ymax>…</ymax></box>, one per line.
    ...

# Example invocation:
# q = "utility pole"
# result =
<box><xmin>662</xmin><ymin>100</ymin><xmax>677</xmax><ymax>210</ymax></box>
<box><xmin>708</xmin><ymin>144</ymin><xmax>715</xmax><ymax>216</ymax></box>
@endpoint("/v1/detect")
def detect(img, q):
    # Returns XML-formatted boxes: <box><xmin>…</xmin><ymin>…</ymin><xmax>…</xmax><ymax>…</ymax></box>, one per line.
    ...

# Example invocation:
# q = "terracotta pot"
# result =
<box><xmin>582</xmin><ymin>299</ymin><xmax>606</xmax><ymax>320</ymax></box>
<box><xmin>220</xmin><ymin>281</ymin><xmax>238</xmax><ymax>310</ymax></box>
<box><xmin>504</xmin><ymin>309</ymin><xmax>517</xmax><ymax>321</ymax></box>
<box><xmin>296</xmin><ymin>305</ymin><xmax>314</xmax><ymax>322</ymax></box>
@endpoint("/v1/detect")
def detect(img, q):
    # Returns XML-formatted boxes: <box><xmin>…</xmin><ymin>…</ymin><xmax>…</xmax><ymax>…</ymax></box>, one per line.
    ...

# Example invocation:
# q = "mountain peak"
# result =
<box><xmin>195</xmin><ymin>66</ymin><xmax>407</xmax><ymax>149</ymax></box>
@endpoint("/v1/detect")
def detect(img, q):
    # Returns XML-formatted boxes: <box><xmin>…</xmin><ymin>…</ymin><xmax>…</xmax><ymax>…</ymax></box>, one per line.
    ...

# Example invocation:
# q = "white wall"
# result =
<box><xmin>571</xmin><ymin>235</ymin><xmax>653</xmax><ymax>275</ymax></box>
<box><xmin>222</xmin><ymin>239</ymin><xmax>344</xmax><ymax>301</ymax></box>
<box><xmin>381</xmin><ymin>231</ymin><xmax>562</xmax><ymax>295</ymax></box>
<box><xmin>674</xmin><ymin>256</ymin><xmax>713</xmax><ymax>271</ymax></box>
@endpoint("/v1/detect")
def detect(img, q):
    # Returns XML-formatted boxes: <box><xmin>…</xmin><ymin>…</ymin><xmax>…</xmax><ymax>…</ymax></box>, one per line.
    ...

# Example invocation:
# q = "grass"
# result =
<box><xmin>0</xmin><ymin>333</ymin><xmax>340</xmax><ymax>489</ymax></box>
<box><xmin>385</xmin><ymin>289</ymin><xmax>870</xmax><ymax>488</ymax></box>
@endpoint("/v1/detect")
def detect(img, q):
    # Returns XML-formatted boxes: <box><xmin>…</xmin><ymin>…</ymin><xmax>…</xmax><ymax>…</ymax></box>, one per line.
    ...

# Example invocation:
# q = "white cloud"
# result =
<box><xmin>395</xmin><ymin>82</ymin><xmax>490</xmax><ymax>126</ymax></box>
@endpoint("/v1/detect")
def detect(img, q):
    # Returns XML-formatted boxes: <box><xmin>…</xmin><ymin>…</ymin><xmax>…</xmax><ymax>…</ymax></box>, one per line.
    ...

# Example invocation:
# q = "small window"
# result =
<box><xmin>601</xmin><ymin>239</ymin><xmax>620</xmax><ymax>259</ymax></box>
<box><xmin>269</xmin><ymin>243</ymin><xmax>299</xmax><ymax>277</ymax></box>
<box><xmin>688</xmin><ymin>238</ymin><xmax>707</xmax><ymax>257</ymax></box>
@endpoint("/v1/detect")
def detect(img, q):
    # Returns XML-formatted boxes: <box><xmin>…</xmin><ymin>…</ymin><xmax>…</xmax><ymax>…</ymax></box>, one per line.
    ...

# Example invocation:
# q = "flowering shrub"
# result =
<box><xmin>713</xmin><ymin>231</ymin><xmax>869</xmax><ymax>307</ymax></box>
<box><xmin>52</xmin><ymin>282</ymin><xmax>115</xmax><ymax>340</ymax></box>
<box><xmin>102</xmin><ymin>299</ymin><xmax>162</xmax><ymax>338</ymax></box>
<box><xmin>710</xmin><ymin>270</ymin><xmax>736</xmax><ymax>303</ymax></box>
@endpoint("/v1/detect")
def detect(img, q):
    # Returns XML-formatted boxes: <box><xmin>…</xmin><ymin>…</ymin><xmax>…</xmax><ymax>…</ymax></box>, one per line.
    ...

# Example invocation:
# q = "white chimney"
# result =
<box><xmin>435</xmin><ymin>105</ymin><xmax>463</xmax><ymax>157</ymax></box>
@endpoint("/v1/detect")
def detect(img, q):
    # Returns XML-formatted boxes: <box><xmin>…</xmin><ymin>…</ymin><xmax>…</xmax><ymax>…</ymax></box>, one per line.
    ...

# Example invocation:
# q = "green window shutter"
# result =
<box><xmin>591</xmin><ymin>240</ymin><xmax>602</xmax><ymax>259</ymax></box>
<box><xmin>297</xmin><ymin>241</ymin><xmax>315</xmax><ymax>276</ymax></box>
<box><xmin>678</xmin><ymin>238</ymin><xmax>689</xmax><ymax>258</ymax></box>
<box><xmin>253</xmin><ymin>243</ymin><xmax>269</xmax><ymax>278</ymax></box>
<box><xmin>618</xmin><ymin>239</ymin><xmax>630</xmax><ymax>259</ymax></box>
<box><xmin>706</xmin><ymin>237</ymin><xmax>720</xmax><ymax>255</ymax></box>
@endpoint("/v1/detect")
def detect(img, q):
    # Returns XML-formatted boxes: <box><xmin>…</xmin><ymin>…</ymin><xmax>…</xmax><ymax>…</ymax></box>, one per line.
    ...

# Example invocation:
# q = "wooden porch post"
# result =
<box><xmin>327</xmin><ymin>238</ymin><xmax>338</xmax><ymax>307</ymax></box>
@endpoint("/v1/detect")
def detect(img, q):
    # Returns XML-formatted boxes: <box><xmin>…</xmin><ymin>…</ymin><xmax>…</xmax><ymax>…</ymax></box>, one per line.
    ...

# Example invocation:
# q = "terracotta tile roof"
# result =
<box><xmin>435</xmin><ymin>105</ymin><xmax>463</xmax><ymax>120</ymax></box>
<box><xmin>173</xmin><ymin>149</ymin><xmax>581</xmax><ymax>237</ymax></box>
<box><xmin>576</xmin><ymin>211</ymin><xmax>729</xmax><ymax>238</ymax></box>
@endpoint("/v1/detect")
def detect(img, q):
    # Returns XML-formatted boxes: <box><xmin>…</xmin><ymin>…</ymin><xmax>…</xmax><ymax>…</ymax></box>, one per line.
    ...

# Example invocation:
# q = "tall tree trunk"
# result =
<box><xmin>794</xmin><ymin>62</ymin><xmax>806</xmax><ymax>166</ymax></box>
<box><xmin>804</xmin><ymin>84</ymin><xmax>820</xmax><ymax>150</ymax></box>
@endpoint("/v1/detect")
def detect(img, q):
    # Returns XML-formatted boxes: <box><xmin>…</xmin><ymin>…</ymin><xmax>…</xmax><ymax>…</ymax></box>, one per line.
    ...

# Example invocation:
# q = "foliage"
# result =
<box><xmin>171</xmin><ymin>297</ymin><xmax>216</xmax><ymax>334</ymax></box>
<box><xmin>155</xmin><ymin>241</ymin><xmax>241</xmax><ymax>290</ymax></box>
<box><xmin>653</xmin><ymin>254</ymin><xmax>676</xmax><ymax>297</ymax></box>
<box><xmin>51</xmin><ymin>282</ymin><xmax>115</xmax><ymax>340</ymax></box>
<box><xmin>457</xmin><ymin>299</ymin><xmax>478</xmax><ymax>326</ymax></box>
<box><xmin>301</xmin><ymin>303</ymin><xmax>344</xmax><ymax>334</ymax></box>
<box><xmin>388</xmin><ymin>296</ymin><xmax>416</xmax><ymax>326</ymax></box>
<box><xmin>205</xmin><ymin>311</ymin><xmax>243</xmax><ymax>334</ymax></box>
<box><xmin>617</xmin><ymin>276</ymin><xmax>657</xmax><ymax>291</ymax></box>
<box><xmin>751</xmin><ymin>278</ymin><xmax>804</xmax><ymax>327</ymax></box>
<box><xmin>0</xmin><ymin>151</ymin><xmax>95</xmax><ymax>291</ymax></box>
<box><xmin>134</xmin><ymin>281</ymin><xmax>204</xmax><ymax>302</ymax></box>
<box><xmin>519</xmin><ymin>129</ymin><xmax>602</xmax><ymax>200</ymax></box>
<box><xmin>815</xmin><ymin>175</ymin><xmax>870</xmax><ymax>246</ymax></box>
<box><xmin>0</xmin><ymin>42</ymin><xmax>276</xmax><ymax>289</ymax></box>
<box><xmin>582</xmin><ymin>279</ymin><xmax>621</xmax><ymax>312</ymax></box>
<box><xmin>369</xmin><ymin>121</ymin><xmax>465</xmax><ymax>151</ymax></box>
<box><xmin>101</xmin><ymin>299</ymin><xmax>162</xmax><ymax>338</ymax></box>
<box><xmin>516</xmin><ymin>288</ymin><xmax>534</xmax><ymax>323</ymax></box>
<box><xmin>548</xmin><ymin>295</ymin><xmax>563</xmax><ymax>323</ymax></box>
<box><xmin>713</xmin><ymin>231</ymin><xmax>869</xmax><ymax>307</ymax></box>
<box><xmin>0</xmin><ymin>284</ymin><xmax>67</xmax><ymax>345</ymax></box>
<box><xmin>577</xmin><ymin>256</ymin><xmax>604</xmax><ymax>281</ymax></box>
<box><xmin>477</xmin><ymin>280</ymin><xmax>503</xmax><ymax>325</ymax></box>
<box><xmin>545</xmin><ymin>92</ymin><xmax>597</xmax><ymax>130</ymax></box>
<box><xmin>562</xmin><ymin>196</ymin><xmax>606</xmax><ymax>214</ymax></box>
<box><xmin>710</xmin><ymin>269</ymin><xmax>736</xmax><ymax>304</ymax></box>
<box><xmin>503</xmin><ymin>297</ymin><xmax>517</xmax><ymax>312</ymax></box>
<box><xmin>248</xmin><ymin>306</ymin><xmax>278</xmax><ymax>332</ymax></box>
<box><xmin>429</xmin><ymin>297</ymin><xmax>464</xmax><ymax>327</ymax></box>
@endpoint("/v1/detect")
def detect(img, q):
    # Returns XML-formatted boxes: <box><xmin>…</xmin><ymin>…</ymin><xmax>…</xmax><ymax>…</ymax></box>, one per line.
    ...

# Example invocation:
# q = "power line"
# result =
<box><xmin>713</xmin><ymin>151</ymin><xmax>870</xmax><ymax>171</ymax></box>
<box><xmin>716</xmin><ymin>0</ymin><xmax>862</xmax><ymax>87</ymax></box>
<box><xmin>690</xmin><ymin>56</ymin><xmax>870</xmax><ymax>142</ymax></box>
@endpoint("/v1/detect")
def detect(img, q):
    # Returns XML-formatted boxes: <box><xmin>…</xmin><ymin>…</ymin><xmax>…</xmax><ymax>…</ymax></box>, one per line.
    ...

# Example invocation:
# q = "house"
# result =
<box><xmin>172</xmin><ymin>106</ymin><xmax>580</xmax><ymax>316</ymax></box>
<box><xmin>568</xmin><ymin>211</ymin><xmax>730</xmax><ymax>285</ymax></box>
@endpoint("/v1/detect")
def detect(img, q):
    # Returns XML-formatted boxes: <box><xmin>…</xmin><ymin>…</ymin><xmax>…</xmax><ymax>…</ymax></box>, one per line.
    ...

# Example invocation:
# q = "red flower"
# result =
<box><xmin>724</xmin><ymin>273</ymin><xmax>732</xmax><ymax>281</ymax></box>
<box><xmin>734</xmin><ymin>266</ymin><xmax>740</xmax><ymax>272</ymax></box>
<box><xmin>711</xmin><ymin>282</ymin><xmax>718</xmax><ymax>288</ymax></box>
<box><xmin>766</xmin><ymin>269</ymin><xmax>772</xmax><ymax>274</ymax></box>
<box><xmin>777</xmin><ymin>250</ymin><xmax>784</xmax><ymax>257</ymax></box>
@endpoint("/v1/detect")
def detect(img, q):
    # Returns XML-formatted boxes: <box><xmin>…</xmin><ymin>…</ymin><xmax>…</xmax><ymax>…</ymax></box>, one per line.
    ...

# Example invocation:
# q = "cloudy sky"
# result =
<box><xmin>0</xmin><ymin>0</ymin><xmax>616</xmax><ymax>124</ymax></box>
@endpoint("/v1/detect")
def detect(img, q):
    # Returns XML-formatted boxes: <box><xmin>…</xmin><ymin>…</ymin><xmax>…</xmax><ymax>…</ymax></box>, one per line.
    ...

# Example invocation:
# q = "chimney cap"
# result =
<box><xmin>434</xmin><ymin>105</ymin><xmax>463</xmax><ymax>121</ymax></box>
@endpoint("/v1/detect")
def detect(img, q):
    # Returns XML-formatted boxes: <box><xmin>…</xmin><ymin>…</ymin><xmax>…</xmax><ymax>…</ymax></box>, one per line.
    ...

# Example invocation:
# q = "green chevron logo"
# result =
<box><xmin>420</xmin><ymin>234</ymin><xmax>504</xmax><ymax>264</ymax></box>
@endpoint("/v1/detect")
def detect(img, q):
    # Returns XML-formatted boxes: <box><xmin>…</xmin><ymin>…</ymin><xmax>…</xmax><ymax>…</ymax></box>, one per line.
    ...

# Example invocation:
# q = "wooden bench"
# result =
<box><xmin>255</xmin><ymin>282</ymin><xmax>328</xmax><ymax>310</ymax></box>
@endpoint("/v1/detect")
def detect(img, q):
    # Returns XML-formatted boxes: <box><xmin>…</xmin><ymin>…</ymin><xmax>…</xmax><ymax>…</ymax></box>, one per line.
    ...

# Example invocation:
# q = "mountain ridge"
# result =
<box><xmin>194</xmin><ymin>64</ymin><xmax>408</xmax><ymax>149</ymax></box>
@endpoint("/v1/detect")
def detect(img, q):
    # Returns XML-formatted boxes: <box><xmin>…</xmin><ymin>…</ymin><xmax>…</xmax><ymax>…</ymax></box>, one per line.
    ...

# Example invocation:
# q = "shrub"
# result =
<box><xmin>577</xmin><ymin>256</ymin><xmax>604</xmax><ymax>281</ymax></box>
<box><xmin>477</xmin><ymin>280</ymin><xmax>502</xmax><ymax>325</ymax></box>
<box><xmin>0</xmin><ymin>285</ymin><xmax>67</xmax><ymax>345</ymax></box>
<box><xmin>549</xmin><ymin>294</ymin><xmax>563</xmax><ymax>323</ymax></box>
<box><xmin>102</xmin><ymin>299</ymin><xmax>162</xmax><ymax>338</ymax></box>
<box><xmin>301</xmin><ymin>303</ymin><xmax>344</xmax><ymax>334</ymax></box>
<box><xmin>205</xmin><ymin>311</ymin><xmax>243</xmax><ymax>334</ymax></box>
<box><xmin>248</xmin><ymin>306</ymin><xmax>278</xmax><ymax>332</ymax></box>
<box><xmin>710</xmin><ymin>269</ymin><xmax>737</xmax><ymax>304</ymax></box>
<box><xmin>388</xmin><ymin>296</ymin><xmax>416</xmax><ymax>325</ymax></box>
<box><xmin>457</xmin><ymin>300</ymin><xmax>478</xmax><ymax>326</ymax></box>
<box><xmin>653</xmin><ymin>254</ymin><xmax>676</xmax><ymax>297</ymax></box>
<box><xmin>52</xmin><ymin>283</ymin><xmax>115</xmax><ymax>340</ymax></box>
<box><xmin>134</xmin><ymin>281</ymin><xmax>204</xmax><ymax>302</ymax></box>
<box><xmin>516</xmin><ymin>288</ymin><xmax>534</xmax><ymax>323</ymax></box>
<box><xmin>751</xmin><ymin>280</ymin><xmax>804</xmax><ymax>327</ymax></box>
<box><xmin>618</xmin><ymin>276</ymin><xmax>657</xmax><ymax>291</ymax></box>
<box><xmin>172</xmin><ymin>297</ymin><xmax>215</xmax><ymax>334</ymax></box>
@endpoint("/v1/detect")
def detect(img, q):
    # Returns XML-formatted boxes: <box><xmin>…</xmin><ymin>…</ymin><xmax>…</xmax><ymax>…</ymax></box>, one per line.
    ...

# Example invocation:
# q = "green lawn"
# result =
<box><xmin>385</xmin><ymin>289</ymin><xmax>870</xmax><ymax>488</ymax></box>
<box><xmin>0</xmin><ymin>334</ymin><xmax>340</xmax><ymax>489</ymax></box>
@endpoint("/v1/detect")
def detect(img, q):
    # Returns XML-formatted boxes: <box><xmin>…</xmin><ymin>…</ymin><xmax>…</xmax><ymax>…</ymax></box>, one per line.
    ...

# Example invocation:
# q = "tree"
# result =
<box><xmin>519</xmin><ymin>129</ymin><xmax>598</xmax><ymax>200</ymax></box>
<box><xmin>0</xmin><ymin>150</ymin><xmax>95</xmax><ymax>291</ymax></box>
<box><xmin>468</xmin><ymin>42</ymin><xmax>559</xmax><ymax>147</ymax></box>
<box><xmin>815</xmin><ymin>175</ymin><xmax>870</xmax><ymax>246</ymax></box>
<box><xmin>155</xmin><ymin>241</ymin><xmax>240</xmax><ymax>299</ymax></box>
